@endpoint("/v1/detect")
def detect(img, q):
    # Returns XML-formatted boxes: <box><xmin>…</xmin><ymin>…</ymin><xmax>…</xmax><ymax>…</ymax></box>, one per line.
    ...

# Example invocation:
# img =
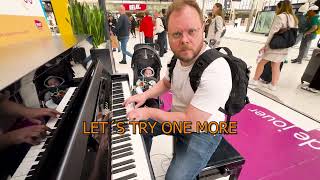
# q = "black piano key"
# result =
<box><xmin>112</xmin><ymin>104</ymin><xmax>124</xmax><ymax>110</ymax></box>
<box><xmin>54</xmin><ymin>118</ymin><xmax>62</xmax><ymax>127</ymax></box>
<box><xmin>112</xmin><ymin>112</ymin><xmax>126</xmax><ymax>117</ymax></box>
<box><xmin>112</xmin><ymin>147</ymin><xmax>133</xmax><ymax>156</ymax></box>
<box><xmin>112</xmin><ymin>128</ymin><xmax>129</xmax><ymax>135</ymax></box>
<box><xmin>114</xmin><ymin>173</ymin><xmax>137</xmax><ymax>180</ymax></box>
<box><xmin>112</xmin><ymin>94</ymin><xmax>124</xmax><ymax>99</ymax></box>
<box><xmin>112</xmin><ymin>124</ymin><xmax>129</xmax><ymax>129</ymax></box>
<box><xmin>112</xmin><ymin>143</ymin><xmax>132</xmax><ymax>151</ymax></box>
<box><xmin>113</xmin><ymin>119</ymin><xmax>129</xmax><ymax>124</ymax></box>
<box><xmin>113</xmin><ymin>85</ymin><xmax>122</xmax><ymax>89</ymax></box>
<box><xmin>112</xmin><ymin>152</ymin><xmax>134</xmax><ymax>160</ymax></box>
<box><xmin>112</xmin><ymin>90</ymin><xmax>123</xmax><ymax>95</ymax></box>
<box><xmin>112</xmin><ymin>137</ymin><xmax>131</xmax><ymax>144</ymax></box>
<box><xmin>27</xmin><ymin>169</ymin><xmax>35</xmax><ymax>176</ymax></box>
<box><xmin>38</xmin><ymin>151</ymin><xmax>44</xmax><ymax>156</ymax></box>
<box><xmin>113</xmin><ymin>116</ymin><xmax>127</xmax><ymax>122</ymax></box>
<box><xmin>113</xmin><ymin>99</ymin><xmax>125</xmax><ymax>104</ymax></box>
<box><xmin>112</xmin><ymin>97</ymin><xmax>124</xmax><ymax>100</ymax></box>
<box><xmin>112</xmin><ymin>159</ymin><xmax>135</xmax><ymax>169</ymax></box>
<box><xmin>25</xmin><ymin>176</ymin><xmax>33</xmax><ymax>180</ymax></box>
<box><xmin>112</xmin><ymin>123</ymin><xmax>129</xmax><ymax>129</ymax></box>
<box><xmin>35</xmin><ymin>156</ymin><xmax>42</xmax><ymax>162</ymax></box>
<box><xmin>112</xmin><ymin>134</ymin><xmax>130</xmax><ymax>141</ymax></box>
<box><xmin>113</xmin><ymin>82</ymin><xmax>122</xmax><ymax>87</ymax></box>
<box><xmin>112</xmin><ymin>164</ymin><xmax>136</xmax><ymax>174</ymax></box>
<box><xmin>112</xmin><ymin>86</ymin><xmax>123</xmax><ymax>91</ymax></box>
<box><xmin>112</xmin><ymin>109</ymin><xmax>126</xmax><ymax>114</ymax></box>
<box><xmin>112</xmin><ymin>79</ymin><xmax>124</xmax><ymax>83</ymax></box>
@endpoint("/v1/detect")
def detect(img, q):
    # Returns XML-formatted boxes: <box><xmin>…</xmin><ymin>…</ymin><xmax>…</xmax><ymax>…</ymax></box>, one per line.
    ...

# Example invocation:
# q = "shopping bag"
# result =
<box><xmin>110</xmin><ymin>35</ymin><xmax>119</xmax><ymax>49</ymax></box>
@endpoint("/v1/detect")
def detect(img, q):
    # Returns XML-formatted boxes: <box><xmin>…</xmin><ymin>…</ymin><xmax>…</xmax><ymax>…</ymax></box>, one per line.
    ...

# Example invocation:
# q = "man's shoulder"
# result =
<box><xmin>205</xmin><ymin>57</ymin><xmax>230</xmax><ymax>71</ymax></box>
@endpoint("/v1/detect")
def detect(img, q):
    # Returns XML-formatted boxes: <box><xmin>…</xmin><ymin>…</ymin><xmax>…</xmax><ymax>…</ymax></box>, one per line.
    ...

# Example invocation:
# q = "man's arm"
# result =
<box><xmin>115</xmin><ymin>16</ymin><xmax>123</xmax><ymax>34</ymax></box>
<box><xmin>142</xmin><ymin>104</ymin><xmax>211</xmax><ymax>131</ymax></box>
<box><xmin>0</xmin><ymin>99</ymin><xmax>59</xmax><ymax>120</ymax></box>
<box><xmin>0</xmin><ymin>98</ymin><xmax>29</xmax><ymax>118</ymax></box>
<box><xmin>305</xmin><ymin>25</ymin><xmax>318</xmax><ymax>35</ymax></box>
<box><xmin>144</xmin><ymin>78</ymin><xmax>170</xmax><ymax>99</ymax></box>
<box><xmin>124</xmin><ymin>78</ymin><xmax>170</xmax><ymax>108</ymax></box>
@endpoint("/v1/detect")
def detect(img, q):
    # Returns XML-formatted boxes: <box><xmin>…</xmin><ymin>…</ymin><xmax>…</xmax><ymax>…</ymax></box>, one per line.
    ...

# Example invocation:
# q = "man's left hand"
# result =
<box><xmin>127</xmin><ymin>107</ymin><xmax>151</xmax><ymax>121</ymax></box>
<box><xmin>23</xmin><ymin>108</ymin><xmax>60</xmax><ymax>120</ymax></box>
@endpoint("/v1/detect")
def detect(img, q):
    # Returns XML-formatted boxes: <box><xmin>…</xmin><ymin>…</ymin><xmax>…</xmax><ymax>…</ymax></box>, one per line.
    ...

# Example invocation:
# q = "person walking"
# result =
<box><xmin>206</xmin><ymin>3</ymin><xmax>225</xmax><ymax>48</ymax></box>
<box><xmin>291</xmin><ymin>6</ymin><xmax>319</xmax><ymax>64</ymax></box>
<box><xmin>161</xmin><ymin>8</ymin><xmax>168</xmax><ymax>52</ymax></box>
<box><xmin>154</xmin><ymin>11</ymin><xmax>166</xmax><ymax>57</ymax></box>
<box><xmin>140</xmin><ymin>11</ymin><xmax>154</xmax><ymax>44</ymax></box>
<box><xmin>130</xmin><ymin>15</ymin><xmax>137</xmax><ymax>38</ymax></box>
<box><xmin>250</xmin><ymin>0</ymin><xmax>298</xmax><ymax>91</ymax></box>
<box><xmin>204</xmin><ymin>12</ymin><xmax>213</xmax><ymax>38</ymax></box>
<box><xmin>115</xmin><ymin>5</ymin><xmax>133</xmax><ymax>64</ymax></box>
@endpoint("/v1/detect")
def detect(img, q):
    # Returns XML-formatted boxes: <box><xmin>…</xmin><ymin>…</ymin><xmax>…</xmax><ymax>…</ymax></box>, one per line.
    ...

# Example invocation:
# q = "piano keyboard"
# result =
<box><xmin>10</xmin><ymin>87</ymin><xmax>77</xmax><ymax>180</ymax></box>
<box><xmin>110</xmin><ymin>80</ymin><xmax>154</xmax><ymax>180</ymax></box>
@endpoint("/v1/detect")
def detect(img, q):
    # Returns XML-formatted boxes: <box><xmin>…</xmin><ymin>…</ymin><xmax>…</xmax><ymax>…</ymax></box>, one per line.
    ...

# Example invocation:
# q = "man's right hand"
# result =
<box><xmin>7</xmin><ymin>125</ymin><xmax>51</xmax><ymax>145</ymax></box>
<box><xmin>123</xmin><ymin>93</ymin><xmax>147</xmax><ymax>109</ymax></box>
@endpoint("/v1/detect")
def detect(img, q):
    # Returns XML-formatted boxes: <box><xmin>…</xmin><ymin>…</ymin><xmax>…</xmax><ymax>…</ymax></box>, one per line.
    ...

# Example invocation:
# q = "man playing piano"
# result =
<box><xmin>0</xmin><ymin>94</ymin><xmax>59</xmax><ymax>178</ymax></box>
<box><xmin>124</xmin><ymin>0</ymin><xmax>232</xmax><ymax>179</ymax></box>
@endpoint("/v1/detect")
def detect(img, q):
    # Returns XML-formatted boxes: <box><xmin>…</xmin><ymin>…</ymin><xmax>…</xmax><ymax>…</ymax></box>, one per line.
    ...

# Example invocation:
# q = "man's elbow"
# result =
<box><xmin>162</xmin><ymin>79</ymin><xmax>171</xmax><ymax>89</ymax></box>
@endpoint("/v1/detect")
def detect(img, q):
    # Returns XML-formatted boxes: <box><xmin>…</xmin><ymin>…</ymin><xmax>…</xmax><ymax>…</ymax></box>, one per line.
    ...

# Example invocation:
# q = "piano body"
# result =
<box><xmin>0</xmin><ymin>35</ymin><xmax>155</xmax><ymax>180</ymax></box>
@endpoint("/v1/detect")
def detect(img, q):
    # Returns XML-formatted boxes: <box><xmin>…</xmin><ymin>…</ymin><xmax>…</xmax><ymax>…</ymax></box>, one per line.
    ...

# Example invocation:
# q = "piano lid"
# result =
<box><xmin>0</xmin><ymin>35</ymin><xmax>90</xmax><ymax>90</ymax></box>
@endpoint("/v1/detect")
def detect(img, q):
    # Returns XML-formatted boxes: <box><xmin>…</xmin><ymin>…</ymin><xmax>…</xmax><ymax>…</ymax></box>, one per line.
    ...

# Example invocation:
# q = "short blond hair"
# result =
<box><xmin>167</xmin><ymin>0</ymin><xmax>203</xmax><ymax>26</ymax></box>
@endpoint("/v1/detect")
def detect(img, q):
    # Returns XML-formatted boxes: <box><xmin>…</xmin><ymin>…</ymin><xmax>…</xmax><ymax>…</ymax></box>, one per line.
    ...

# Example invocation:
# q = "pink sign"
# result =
<box><xmin>225</xmin><ymin>104</ymin><xmax>320</xmax><ymax>179</ymax></box>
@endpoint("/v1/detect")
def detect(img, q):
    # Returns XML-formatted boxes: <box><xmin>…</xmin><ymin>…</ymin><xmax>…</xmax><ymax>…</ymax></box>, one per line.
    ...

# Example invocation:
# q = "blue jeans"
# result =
<box><xmin>119</xmin><ymin>36</ymin><xmax>132</xmax><ymax>61</ymax></box>
<box><xmin>296</xmin><ymin>33</ymin><xmax>313</xmax><ymax>61</ymax></box>
<box><xmin>142</xmin><ymin>119</ymin><xmax>222</xmax><ymax>180</ymax></box>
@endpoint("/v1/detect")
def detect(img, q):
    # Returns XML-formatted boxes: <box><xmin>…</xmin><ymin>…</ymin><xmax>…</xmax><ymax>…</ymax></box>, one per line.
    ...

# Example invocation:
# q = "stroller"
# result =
<box><xmin>131</xmin><ymin>44</ymin><xmax>162</xmax><ymax>108</ymax></box>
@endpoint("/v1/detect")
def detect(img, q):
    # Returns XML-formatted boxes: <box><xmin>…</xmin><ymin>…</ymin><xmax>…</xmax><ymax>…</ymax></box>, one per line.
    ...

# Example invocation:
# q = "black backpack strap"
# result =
<box><xmin>167</xmin><ymin>56</ymin><xmax>177</xmax><ymax>83</ymax></box>
<box><xmin>189</xmin><ymin>49</ymin><xmax>224</xmax><ymax>92</ymax></box>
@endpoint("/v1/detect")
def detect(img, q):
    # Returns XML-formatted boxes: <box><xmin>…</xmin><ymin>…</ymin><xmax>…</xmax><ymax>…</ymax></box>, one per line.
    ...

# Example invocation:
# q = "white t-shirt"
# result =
<box><xmin>164</xmin><ymin>47</ymin><xmax>232</xmax><ymax>123</ymax></box>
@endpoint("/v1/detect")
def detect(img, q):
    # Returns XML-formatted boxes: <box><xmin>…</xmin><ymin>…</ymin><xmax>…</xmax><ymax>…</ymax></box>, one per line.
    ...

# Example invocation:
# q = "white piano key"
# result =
<box><xmin>25</xmin><ymin>149</ymin><xmax>45</xmax><ymax>158</ymax></box>
<box><xmin>46</xmin><ymin>87</ymin><xmax>77</xmax><ymax>129</ymax></box>
<box><xmin>28</xmin><ymin>141</ymin><xmax>45</xmax><ymax>151</ymax></box>
<box><xmin>111</xmin><ymin>154</ymin><xmax>135</xmax><ymax>166</ymax></box>
<box><xmin>112</xmin><ymin>167</ymin><xmax>137</xmax><ymax>180</ymax></box>
<box><xmin>112</xmin><ymin>107</ymin><xmax>126</xmax><ymax>112</ymax></box>
<box><xmin>12</xmin><ymin>161</ymin><xmax>38</xmax><ymax>177</ymax></box>
<box><xmin>112</xmin><ymin>115</ymin><xmax>127</xmax><ymax>120</ymax></box>
<box><xmin>110</xmin><ymin>81</ymin><xmax>153</xmax><ymax>180</ymax></box>
<box><xmin>11</xmin><ymin>176</ymin><xmax>30</xmax><ymax>180</ymax></box>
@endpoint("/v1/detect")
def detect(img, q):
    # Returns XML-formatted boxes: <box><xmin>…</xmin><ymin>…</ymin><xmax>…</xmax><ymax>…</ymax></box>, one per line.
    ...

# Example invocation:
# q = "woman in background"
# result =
<box><xmin>130</xmin><ymin>15</ymin><xmax>137</xmax><ymax>38</ymax></box>
<box><xmin>207</xmin><ymin>3</ymin><xmax>225</xmax><ymax>48</ymax></box>
<box><xmin>250</xmin><ymin>0</ymin><xmax>298</xmax><ymax>91</ymax></box>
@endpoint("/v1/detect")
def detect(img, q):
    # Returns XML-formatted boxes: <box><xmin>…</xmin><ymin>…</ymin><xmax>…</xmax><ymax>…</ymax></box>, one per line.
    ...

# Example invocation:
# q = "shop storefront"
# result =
<box><xmin>252</xmin><ymin>3</ymin><xmax>304</xmax><ymax>34</ymax></box>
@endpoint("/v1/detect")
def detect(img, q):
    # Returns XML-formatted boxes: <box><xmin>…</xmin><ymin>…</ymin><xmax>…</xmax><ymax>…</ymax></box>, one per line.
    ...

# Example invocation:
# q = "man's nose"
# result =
<box><xmin>180</xmin><ymin>32</ymin><xmax>190</xmax><ymax>44</ymax></box>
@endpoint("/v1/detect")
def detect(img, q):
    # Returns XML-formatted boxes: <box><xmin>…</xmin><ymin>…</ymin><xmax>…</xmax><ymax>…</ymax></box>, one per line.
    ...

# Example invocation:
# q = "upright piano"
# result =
<box><xmin>0</xmin><ymin>35</ymin><xmax>155</xmax><ymax>180</ymax></box>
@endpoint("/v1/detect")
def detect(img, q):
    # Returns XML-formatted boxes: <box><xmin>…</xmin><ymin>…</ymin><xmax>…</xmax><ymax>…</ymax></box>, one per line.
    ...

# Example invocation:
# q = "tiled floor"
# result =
<box><xmin>108</xmin><ymin>26</ymin><xmax>320</xmax><ymax>180</ymax></box>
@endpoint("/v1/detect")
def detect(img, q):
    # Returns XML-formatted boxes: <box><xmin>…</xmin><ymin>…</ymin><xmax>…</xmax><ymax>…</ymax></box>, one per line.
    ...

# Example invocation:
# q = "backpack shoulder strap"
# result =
<box><xmin>167</xmin><ymin>56</ymin><xmax>177</xmax><ymax>83</ymax></box>
<box><xmin>189</xmin><ymin>49</ymin><xmax>225</xmax><ymax>92</ymax></box>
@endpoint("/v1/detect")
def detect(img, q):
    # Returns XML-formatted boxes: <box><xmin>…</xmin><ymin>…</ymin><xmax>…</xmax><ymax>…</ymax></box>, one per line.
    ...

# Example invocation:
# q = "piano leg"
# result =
<box><xmin>229</xmin><ymin>166</ymin><xmax>242</xmax><ymax>180</ymax></box>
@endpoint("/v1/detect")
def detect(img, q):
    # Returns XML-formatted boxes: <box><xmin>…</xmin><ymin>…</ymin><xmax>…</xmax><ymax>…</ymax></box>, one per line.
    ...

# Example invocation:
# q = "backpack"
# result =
<box><xmin>168</xmin><ymin>47</ymin><xmax>250</xmax><ymax>123</ymax></box>
<box><xmin>161</xmin><ymin>16</ymin><xmax>167</xmax><ymax>31</ymax></box>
